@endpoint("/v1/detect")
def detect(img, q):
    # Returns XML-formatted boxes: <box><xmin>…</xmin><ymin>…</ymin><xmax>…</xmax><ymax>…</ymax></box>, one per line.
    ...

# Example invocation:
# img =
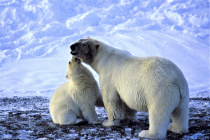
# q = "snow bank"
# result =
<box><xmin>0</xmin><ymin>0</ymin><xmax>209</xmax><ymax>98</ymax></box>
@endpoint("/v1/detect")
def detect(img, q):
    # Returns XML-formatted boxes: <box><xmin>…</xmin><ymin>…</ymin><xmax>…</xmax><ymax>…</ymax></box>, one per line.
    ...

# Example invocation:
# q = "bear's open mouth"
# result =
<box><xmin>71</xmin><ymin>51</ymin><xmax>78</xmax><ymax>55</ymax></box>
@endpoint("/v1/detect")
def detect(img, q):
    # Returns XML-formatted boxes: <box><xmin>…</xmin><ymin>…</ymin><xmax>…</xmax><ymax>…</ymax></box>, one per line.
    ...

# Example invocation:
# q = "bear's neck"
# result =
<box><xmin>90</xmin><ymin>44</ymin><xmax>131</xmax><ymax>74</ymax></box>
<box><xmin>90</xmin><ymin>44</ymin><xmax>112</xmax><ymax>74</ymax></box>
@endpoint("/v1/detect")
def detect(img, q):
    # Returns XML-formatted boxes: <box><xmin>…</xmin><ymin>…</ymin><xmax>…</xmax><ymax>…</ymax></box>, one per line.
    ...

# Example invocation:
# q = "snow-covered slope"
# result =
<box><xmin>0</xmin><ymin>0</ymin><xmax>209</xmax><ymax>98</ymax></box>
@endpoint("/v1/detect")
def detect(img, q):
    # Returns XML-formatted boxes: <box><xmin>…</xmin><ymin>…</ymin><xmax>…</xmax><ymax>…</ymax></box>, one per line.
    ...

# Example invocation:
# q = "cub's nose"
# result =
<box><xmin>74</xmin><ymin>57</ymin><xmax>78</xmax><ymax>62</ymax></box>
<box><xmin>74</xmin><ymin>57</ymin><xmax>81</xmax><ymax>63</ymax></box>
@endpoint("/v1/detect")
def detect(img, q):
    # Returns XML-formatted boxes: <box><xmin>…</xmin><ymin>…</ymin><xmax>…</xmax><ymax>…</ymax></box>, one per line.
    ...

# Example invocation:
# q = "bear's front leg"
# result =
<box><xmin>101</xmin><ymin>86</ymin><xmax>122</xmax><ymax>127</ymax></box>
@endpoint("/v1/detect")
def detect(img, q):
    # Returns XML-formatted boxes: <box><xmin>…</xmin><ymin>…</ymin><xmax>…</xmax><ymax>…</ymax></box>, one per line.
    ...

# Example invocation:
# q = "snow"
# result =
<box><xmin>0</xmin><ymin>0</ymin><xmax>209</xmax><ymax>98</ymax></box>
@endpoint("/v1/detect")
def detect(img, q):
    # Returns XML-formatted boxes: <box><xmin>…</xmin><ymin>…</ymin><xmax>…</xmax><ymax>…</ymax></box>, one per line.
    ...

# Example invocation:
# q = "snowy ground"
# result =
<box><xmin>0</xmin><ymin>0</ymin><xmax>209</xmax><ymax>98</ymax></box>
<box><xmin>0</xmin><ymin>96</ymin><xmax>209</xmax><ymax>139</ymax></box>
<box><xmin>0</xmin><ymin>0</ymin><xmax>209</xmax><ymax>139</ymax></box>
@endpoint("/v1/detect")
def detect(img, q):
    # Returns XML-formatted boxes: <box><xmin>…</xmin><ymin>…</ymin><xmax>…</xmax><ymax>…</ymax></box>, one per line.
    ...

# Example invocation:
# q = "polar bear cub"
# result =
<box><xmin>50</xmin><ymin>57</ymin><xmax>102</xmax><ymax>125</ymax></box>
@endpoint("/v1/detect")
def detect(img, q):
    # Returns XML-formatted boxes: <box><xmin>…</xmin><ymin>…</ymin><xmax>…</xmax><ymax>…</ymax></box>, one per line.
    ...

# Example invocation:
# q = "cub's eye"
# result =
<box><xmin>82</xmin><ymin>43</ymin><xmax>86</xmax><ymax>46</ymax></box>
<box><xmin>69</xmin><ymin>61</ymin><xmax>71</xmax><ymax>64</ymax></box>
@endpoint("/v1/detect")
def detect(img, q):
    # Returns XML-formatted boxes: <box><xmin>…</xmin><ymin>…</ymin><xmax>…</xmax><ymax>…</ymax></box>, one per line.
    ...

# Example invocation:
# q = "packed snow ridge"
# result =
<box><xmin>0</xmin><ymin>0</ymin><xmax>209</xmax><ymax>98</ymax></box>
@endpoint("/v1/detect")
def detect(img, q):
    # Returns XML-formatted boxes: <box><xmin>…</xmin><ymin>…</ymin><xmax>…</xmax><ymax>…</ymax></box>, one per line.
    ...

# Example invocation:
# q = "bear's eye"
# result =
<box><xmin>82</xmin><ymin>43</ymin><xmax>86</xmax><ymax>46</ymax></box>
<box><xmin>69</xmin><ymin>61</ymin><xmax>71</xmax><ymax>64</ymax></box>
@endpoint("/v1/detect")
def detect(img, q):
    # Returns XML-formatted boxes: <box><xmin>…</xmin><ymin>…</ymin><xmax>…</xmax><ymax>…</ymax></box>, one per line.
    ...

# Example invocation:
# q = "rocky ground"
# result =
<box><xmin>0</xmin><ymin>96</ymin><xmax>209</xmax><ymax>140</ymax></box>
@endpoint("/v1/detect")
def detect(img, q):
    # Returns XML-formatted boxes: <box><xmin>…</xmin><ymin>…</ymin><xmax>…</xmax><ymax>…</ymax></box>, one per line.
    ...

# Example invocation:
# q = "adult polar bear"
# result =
<box><xmin>70</xmin><ymin>37</ymin><xmax>189</xmax><ymax>139</ymax></box>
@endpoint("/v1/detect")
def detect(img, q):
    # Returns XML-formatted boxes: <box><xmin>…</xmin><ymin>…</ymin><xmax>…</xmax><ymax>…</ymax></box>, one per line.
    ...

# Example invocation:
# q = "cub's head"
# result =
<box><xmin>70</xmin><ymin>37</ymin><xmax>100</xmax><ymax>64</ymax></box>
<box><xmin>66</xmin><ymin>57</ymin><xmax>82</xmax><ymax>79</ymax></box>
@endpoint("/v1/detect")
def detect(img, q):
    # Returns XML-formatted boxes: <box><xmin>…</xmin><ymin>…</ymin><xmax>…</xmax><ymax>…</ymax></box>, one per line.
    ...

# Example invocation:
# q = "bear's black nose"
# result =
<box><xmin>70</xmin><ymin>44</ymin><xmax>76</xmax><ymax>51</ymax></box>
<box><xmin>70</xmin><ymin>43</ymin><xmax>80</xmax><ymax>55</ymax></box>
<box><xmin>70</xmin><ymin>42</ymin><xmax>80</xmax><ymax>51</ymax></box>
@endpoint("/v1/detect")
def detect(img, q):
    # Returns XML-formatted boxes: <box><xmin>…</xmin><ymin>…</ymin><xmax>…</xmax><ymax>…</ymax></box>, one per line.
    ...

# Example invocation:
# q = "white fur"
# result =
<box><xmin>49</xmin><ymin>59</ymin><xmax>102</xmax><ymax>125</ymax></box>
<box><xmin>87</xmin><ymin>39</ymin><xmax>189</xmax><ymax>139</ymax></box>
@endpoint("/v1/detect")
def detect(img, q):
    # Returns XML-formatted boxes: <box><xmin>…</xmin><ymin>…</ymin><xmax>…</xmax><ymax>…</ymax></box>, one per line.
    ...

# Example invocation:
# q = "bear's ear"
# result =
<box><xmin>66</xmin><ymin>74</ymin><xmax>69</xmax><ymax>79</ymax></box>
<box><xmin>95</xmin><ymin>43</ymin><xmax>100</xmax><ymax>50</ymax></box>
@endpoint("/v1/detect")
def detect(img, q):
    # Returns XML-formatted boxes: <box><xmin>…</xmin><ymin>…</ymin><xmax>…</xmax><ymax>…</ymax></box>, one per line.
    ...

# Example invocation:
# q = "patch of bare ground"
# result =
<box><xmin>0</xmin><ymin>97</ymin><xmax>209</xmax><ymax>139</ymax></box>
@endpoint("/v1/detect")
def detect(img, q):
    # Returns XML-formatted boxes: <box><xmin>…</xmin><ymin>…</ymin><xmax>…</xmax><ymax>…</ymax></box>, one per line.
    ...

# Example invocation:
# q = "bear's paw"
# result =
<box><xmin>139</xmin><ymin>130</ymin><xmax>165</xmax><ymax>140</ymax></box>
<box><xmin>168</xmin><ymin>123</ymin><xmax>188</xmax><ymax>134</ymax></box>
<box><xmin>102</xmin><ymin>120</ymin><xmax>120</xmax><ymax>127</ymax></box>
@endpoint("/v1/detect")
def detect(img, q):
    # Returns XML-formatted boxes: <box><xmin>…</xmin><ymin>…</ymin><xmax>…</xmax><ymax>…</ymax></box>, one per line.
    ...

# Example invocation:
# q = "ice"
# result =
<box><xmin>69</xmin><ymin>133</ymin><xmax>79</xmax><ymax>138</ymax></box>
<box><xmin>0</xmin><ymin>0</ymin><xmax>209</xmax><ymax>99</ymax></box>
<box><xmin>189</xmin><ymin>133</ymin><xmax>206</xmax><ymax>139</ymax></box>
<box><xmin>2</xmin><ymin>134</ymin><xmax>12</xmax><ymax>139</ymax></box>
<box><xmin>125</xmin><ymin>128</ymin><xmax>132</xmax><ymax>132</ymax></box>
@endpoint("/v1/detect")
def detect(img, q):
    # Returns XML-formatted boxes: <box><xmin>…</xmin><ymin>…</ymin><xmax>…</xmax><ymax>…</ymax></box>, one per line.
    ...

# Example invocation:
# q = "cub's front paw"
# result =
<box><xmin>91</xmin><ymin>119</ymin><xmax>103</xmax><ymax>125</ymax></box>
<box><xmin>75</xmin><ymin>118</ymin><xmax>83</xmax><ymax>124</ymax></box>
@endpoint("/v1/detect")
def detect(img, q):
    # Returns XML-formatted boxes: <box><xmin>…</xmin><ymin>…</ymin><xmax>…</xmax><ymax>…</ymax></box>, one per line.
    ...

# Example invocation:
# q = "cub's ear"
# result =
<box><xmin>66</xmin><ymin>74</ymin><xmax>69</xmax><ymax>79</ymax></box>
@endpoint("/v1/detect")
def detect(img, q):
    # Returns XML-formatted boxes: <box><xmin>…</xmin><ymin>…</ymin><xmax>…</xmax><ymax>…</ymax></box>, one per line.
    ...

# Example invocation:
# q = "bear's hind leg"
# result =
<box><xmin>139</xmin><ymin>106</ymin><xmax>172</xmax><ymax>139</ymax></box>
<box><xmin>122</xmin><ymin>102</ymin><xmax>137</xmax><ymax>121</ymax></box>
<box><xmin>50</xmin><ymin>110</ymin><xmax>58</xmax><ymax>124</ymax></box>
<box><xmin>168</xmin><ymin>97</ymin><xmax>189</xmax><ymax>134</ymax></box>
<box><xmin>58</xmin><ymin>109</ymin><xmax>78</xmax><ymax>125</ymax></box>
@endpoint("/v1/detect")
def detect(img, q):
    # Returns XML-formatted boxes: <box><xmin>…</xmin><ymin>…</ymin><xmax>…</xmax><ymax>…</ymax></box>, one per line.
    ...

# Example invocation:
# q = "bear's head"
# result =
<box><xmin>66</xmin><ymin>57</ymin><xmax>82</xmax><ymax>79</ymax></box>
<box><xmin>70</xmin><ymin>37</ymin><xmax>100</xmax><ymax>64</ymax></box>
